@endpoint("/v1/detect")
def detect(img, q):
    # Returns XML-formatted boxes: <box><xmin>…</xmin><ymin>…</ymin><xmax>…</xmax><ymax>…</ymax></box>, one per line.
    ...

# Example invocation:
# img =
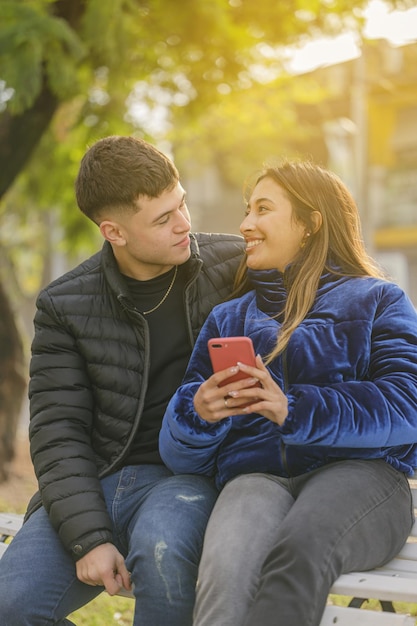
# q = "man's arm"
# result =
<box><xmin>29</xmin><ymin>288</ymin><xmax>114</xmax><ymax>559</ymax></box>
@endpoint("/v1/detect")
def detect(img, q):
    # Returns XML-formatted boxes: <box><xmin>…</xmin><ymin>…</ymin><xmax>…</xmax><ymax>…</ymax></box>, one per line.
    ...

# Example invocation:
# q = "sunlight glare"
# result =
<box><xmin>287</xmin><ymin>33</ymin><xmax>360</xmax><ymax>73</ymax></box>
<box><xmin>363</xmin><ymin>0</ymin><xmax>417</xmax><ymax>45</ymax></box>
<box><xmin>286</xmin><ymin>0</ymin><xmax>417</xmax><ymax>74</ymax></box>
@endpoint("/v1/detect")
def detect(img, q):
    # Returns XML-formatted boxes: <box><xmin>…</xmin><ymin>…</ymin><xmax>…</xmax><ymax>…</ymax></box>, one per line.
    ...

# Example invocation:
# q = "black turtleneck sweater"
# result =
<box><xmin>123</xmin><ymin>265</ymin><xmax>191</xmax><ymax>465</ymax></box>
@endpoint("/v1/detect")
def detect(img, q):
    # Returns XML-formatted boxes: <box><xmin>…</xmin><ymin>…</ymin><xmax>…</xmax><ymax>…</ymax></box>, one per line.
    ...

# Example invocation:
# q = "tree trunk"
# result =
<box><xmin>0</xmin><ymin>281</ymin><xmax>26</xmax><ymax>482</ymax></box>
<box><xmin>0</xmin><ymin>85</ymin><xmax>59</xmax><ymax>200</ymax></box>
<box><xmin>0</xmin><ymin>2</ymin><xmax>87</xmax><ymax>479</ymax></box>
<box><xmin>0</xmin><ymin>0</ymin><xmax>85</xmax><ymax>201</ymax></box>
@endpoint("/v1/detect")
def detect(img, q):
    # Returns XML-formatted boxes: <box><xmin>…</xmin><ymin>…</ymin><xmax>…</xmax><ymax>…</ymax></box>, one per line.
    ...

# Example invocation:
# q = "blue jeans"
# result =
<box><xmin>194</xmin><ymin>460</ymin><xmax>414</xmax><ymax>626</ymax></box>
<box><xmin>0</xmin><ymin>465</ymin><xmax>217</xmax><ymax>626</ymax></box>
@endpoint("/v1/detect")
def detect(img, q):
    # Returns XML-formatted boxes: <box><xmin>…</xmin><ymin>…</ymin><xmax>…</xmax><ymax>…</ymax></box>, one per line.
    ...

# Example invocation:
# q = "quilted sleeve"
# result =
<box><xmin>29</xmin><ymin>288</ymin><xmax>114</xmax><ymax>560</ymax></box>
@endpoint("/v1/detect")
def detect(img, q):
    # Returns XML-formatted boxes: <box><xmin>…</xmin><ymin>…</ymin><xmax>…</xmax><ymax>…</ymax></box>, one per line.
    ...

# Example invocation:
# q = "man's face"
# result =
<box><xmin>101</xmin><ymin>182</ymin><xmax>192</xmax><ymax>280</ymax></box>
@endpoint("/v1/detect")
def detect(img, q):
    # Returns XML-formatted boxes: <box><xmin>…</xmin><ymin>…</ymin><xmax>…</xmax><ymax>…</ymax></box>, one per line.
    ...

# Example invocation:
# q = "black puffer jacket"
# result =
<box><xmin>26</xmin><ymin>233</ymin><xmax>244</xmax><ymax>559</ymax></box>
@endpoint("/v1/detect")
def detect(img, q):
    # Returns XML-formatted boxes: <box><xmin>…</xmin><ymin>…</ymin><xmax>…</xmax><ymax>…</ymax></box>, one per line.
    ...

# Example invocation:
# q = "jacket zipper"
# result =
<box><xmin>102</xmin><ymin>297</ymin><xmax>150</xmax><ymax>476</ymax></box>
<box><xmin>183</xmin><ymin>260</ymin><xmax>202</xmax><ymax>348</ymax></box>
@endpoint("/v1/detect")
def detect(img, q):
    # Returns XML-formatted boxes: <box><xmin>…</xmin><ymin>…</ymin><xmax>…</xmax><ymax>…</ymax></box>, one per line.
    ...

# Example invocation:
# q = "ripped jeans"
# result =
<box><xmin>0</xmin><ymin>465</ymin><xmax>217</xmax><ymax>626</ymax></box>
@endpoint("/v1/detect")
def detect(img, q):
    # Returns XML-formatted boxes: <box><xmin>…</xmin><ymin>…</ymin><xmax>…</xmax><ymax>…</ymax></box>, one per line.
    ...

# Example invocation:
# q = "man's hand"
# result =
<box><xmin>75</xmin><ymin>543</ymin><xmax>132</xmax><ymax>596</ymax></box>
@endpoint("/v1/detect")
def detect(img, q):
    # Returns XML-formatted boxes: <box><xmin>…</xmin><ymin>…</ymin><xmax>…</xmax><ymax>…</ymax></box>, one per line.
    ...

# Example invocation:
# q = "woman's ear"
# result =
<box><xmin>310</xmin><ymin>210</ymin><xmax>323</xmax><ymax>234</ymax></box>
<box><xmin>99</xmin><ymin>220</ymin><xmax>127</xmax><ymax>246</ymax></box>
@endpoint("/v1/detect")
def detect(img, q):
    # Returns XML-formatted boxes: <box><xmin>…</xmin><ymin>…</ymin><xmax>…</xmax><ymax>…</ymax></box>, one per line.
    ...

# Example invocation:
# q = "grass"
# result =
<box><xmin>69</xmin><ymin>594</ymin><xmax>134</xmax><ymax>625</ymax></box>
<box><xmin>329</xmin><ymin>594</ymin><xmax>417</xmax><ymax>621</ymax></box>
<box><xmin>69</xmin><ymin>592</ymin><xmax>417</xmax><ymax>624</ymax></box>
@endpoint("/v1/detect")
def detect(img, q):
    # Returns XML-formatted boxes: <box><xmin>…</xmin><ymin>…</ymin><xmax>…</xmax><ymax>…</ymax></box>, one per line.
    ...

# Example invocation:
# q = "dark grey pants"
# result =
<box><xmin>193</xmin><ymin>460</ymin><xmax>413</xmax><ymax>626</ymax></box>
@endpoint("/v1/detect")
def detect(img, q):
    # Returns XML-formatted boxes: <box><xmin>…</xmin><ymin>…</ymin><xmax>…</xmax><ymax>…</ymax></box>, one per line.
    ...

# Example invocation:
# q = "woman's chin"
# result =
<box><xmin>246</xmin><ymin>256</ymin><xmax>266</xmax><ymax>270</ymax></box>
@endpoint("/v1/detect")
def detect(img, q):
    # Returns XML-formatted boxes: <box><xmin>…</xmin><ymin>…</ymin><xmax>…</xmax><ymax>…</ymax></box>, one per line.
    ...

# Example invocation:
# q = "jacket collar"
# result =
<box><xmin>247</xmin><ymin>265</ymin><xmax>342</xmax><ymax>318</ymax></box>
<box><xmin>101</xmin><ymin>237</ymin><xmax>201</xmax><ymax>305</ymax></box>
<box><xmin>247</xmin><ymin>268</ymin><xmax>287</xmax><ymax>318</ymax></box>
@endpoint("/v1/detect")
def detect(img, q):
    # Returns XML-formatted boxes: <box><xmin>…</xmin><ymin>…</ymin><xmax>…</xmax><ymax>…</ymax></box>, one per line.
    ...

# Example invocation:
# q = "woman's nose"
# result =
<box><xmin>240</xmin><ymin>214</ymin><xmax>254</xmax><ymax>233</ymax></box>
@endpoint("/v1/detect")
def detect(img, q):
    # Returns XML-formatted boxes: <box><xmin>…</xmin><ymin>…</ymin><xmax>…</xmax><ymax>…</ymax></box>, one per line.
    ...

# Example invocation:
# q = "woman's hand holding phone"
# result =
<box><xmin>193</xmin><ymin>337</ymin><xmax>288</xmax><ymax>425</ymax></box>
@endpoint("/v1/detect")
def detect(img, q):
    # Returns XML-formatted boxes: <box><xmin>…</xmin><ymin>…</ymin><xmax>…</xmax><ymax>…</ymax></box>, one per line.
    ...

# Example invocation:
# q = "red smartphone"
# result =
<box><xmin>208</xmin><ymin>336</ymin><xmax>261</xmax><ymax>389</ymax></box>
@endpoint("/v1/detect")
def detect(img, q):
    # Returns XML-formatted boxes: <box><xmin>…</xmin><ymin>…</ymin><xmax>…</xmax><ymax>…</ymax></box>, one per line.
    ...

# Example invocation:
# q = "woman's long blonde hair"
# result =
<box><xmin>232</xmin><ymin>160</ymin><xmax>386</xmax><ymax>363</ymax></box>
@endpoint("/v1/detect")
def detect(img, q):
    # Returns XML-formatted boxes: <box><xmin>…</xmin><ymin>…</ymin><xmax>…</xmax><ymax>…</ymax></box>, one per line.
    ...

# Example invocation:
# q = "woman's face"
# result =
<box><xmin>240</xmin><ymin>177</ymin><xmax>307</xmax><ymax>272</ymax></box>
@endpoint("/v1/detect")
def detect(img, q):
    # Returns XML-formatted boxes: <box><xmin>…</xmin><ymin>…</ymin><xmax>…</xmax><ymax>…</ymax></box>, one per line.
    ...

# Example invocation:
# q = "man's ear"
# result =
<box><xmin>310</xmin><ymin>210</ymin><xmax>323</xmax><ymax>234</ymax></box>
<box><xmin>99</xmin><ymin>220</ymin><xmax>126</xmax><ymax>246</ymax></box>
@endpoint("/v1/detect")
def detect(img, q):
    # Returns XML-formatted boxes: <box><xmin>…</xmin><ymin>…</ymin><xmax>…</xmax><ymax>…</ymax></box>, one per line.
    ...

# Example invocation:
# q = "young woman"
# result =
<box><xmin>159</xmin><ymin>160</ymin><xmax>417</xmax><ymax>626</ymax></box>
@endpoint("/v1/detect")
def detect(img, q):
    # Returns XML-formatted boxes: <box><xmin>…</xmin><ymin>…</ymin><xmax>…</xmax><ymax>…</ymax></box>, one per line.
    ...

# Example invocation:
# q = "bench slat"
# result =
<box><xmin>330</xmin><ymin>569</ymin><xmax>417</xmax><ymax>603</ymax></box>
<box><xmin>0</xmin><ymin>512</ymin><xmax>24</xmax><ymax>536</ymax></box>
<box><xmin>394</xmin><ymin>541</ymin><xmax>417</xmax><ymax>561</ymax></box>
<box><xmin>376</xmin><ymin>557</ymin><xmax>417</xmax><ymax>575</ymax></box>
<box><xmin>321</xmin><ymin>605</ymin><xmax>415</xmax><ymax>626</ymax></box>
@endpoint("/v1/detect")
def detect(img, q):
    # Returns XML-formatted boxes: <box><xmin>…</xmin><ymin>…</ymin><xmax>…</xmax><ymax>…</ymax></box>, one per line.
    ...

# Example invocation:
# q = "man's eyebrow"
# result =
<box><xmin>152</xmin><ymin>193</ymin><xmax>187</xmax><ymax>223</ymax></box>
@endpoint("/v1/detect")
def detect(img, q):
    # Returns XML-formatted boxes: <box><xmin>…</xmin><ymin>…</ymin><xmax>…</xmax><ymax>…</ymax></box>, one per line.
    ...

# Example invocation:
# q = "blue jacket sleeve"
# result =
<box><xmin>159</xmin><ymin>313</ymin><xmax>232</xmax><ymax>475</ymax></box>
<box><xmin>281</xmin><ymin>285</ymin><xmax>417</xmax><ymax>448</ymax></box>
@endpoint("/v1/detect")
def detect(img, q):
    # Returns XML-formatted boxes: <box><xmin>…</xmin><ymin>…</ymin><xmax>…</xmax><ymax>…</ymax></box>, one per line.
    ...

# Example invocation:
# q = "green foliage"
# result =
<box><xmin>80</xmin><ymin>0</ymin><xmax>141</xmax><ymax>65</ymax></box>
<box><xmin>0</xmin><ymin>1</ymin><xmax>85</xmax><ymax>113</ymax></box>
<box><xmin>0</xmin><ymin>0</ymin><xmax>376</xmax><ymax>119</ymax></box>
<box><xmin>171</xmin><ymin>71</ymin><xmax>330</xmax><ymax>189</ymax></box>
<box><xmin>0</xmin><ymin>0</ymin><xmax>414</xmax><ymax>368</ymax></box>
<box><xmin>0</xmin><ymin>0</ymin><xmax>411</xmax><ymax>284</ymax></box>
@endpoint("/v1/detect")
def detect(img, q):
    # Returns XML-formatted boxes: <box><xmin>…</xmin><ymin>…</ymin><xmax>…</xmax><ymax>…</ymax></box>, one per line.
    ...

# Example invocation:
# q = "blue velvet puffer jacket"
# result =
<box><xmin>160</xmin><ymin>268</ymin><xmax>417</xmax><ymax>489</ymax></box>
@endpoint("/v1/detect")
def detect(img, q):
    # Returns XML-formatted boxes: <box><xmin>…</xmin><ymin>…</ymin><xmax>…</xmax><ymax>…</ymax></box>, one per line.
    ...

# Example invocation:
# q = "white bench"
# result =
<box><xmin>321</xmin><ymin>483</ymin><xmax>417</xmax><ymax>625</ymax></box>
<box><xmin>1</xmin><ymin>487</ymin><xmax>417</xmax><ymax>625</ymax></box>
<box><xmin>0</xmin><ymin>512</ymin><xmax>24</xmax><ymax>559</ymax></box>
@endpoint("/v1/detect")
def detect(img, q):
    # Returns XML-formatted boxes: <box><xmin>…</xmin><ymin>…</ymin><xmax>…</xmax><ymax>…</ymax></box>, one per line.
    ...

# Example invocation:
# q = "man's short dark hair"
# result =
<box><xmin>75</xmin><ymin>135</ymin><xmax>179</xmax><ymax>223</ymax></box>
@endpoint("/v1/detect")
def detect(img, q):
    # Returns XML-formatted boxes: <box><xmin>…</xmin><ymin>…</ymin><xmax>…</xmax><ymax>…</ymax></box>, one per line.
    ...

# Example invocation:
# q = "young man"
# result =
<box><xmin>0</xmin><ymin>136</ymin><xmax>244</xmax><ymax>626</ymax></box>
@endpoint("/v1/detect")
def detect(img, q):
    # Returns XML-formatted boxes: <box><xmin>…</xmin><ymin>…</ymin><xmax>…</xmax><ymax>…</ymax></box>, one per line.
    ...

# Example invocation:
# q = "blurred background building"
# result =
<box><xmin>185</xmin><ymin>39</ymin><xmax>417</xmax><ymax>305</ymax></box>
